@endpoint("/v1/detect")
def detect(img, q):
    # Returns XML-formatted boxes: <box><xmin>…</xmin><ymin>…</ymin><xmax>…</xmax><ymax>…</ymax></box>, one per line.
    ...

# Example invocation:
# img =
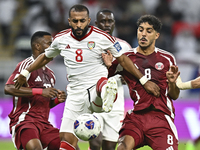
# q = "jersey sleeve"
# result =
<box><xmin>108</xmin><ymin>59</ymin><xmax>122</xmax><ymax>78</ymax></box>
<box><xmin>45</xmin><ymin>37</ymin><xmax>61</xmax><ymax>58</ymax></box>
<box><xmin>6</xmin><ymin>59</ymin><xmax>32</xmax><ymax>85</ymax></box>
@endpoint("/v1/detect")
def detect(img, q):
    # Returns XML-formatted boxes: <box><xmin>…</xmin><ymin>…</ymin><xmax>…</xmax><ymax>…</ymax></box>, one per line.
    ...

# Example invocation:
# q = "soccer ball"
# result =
<box><xmin>74</xmin><ymin>113</ymin><xmax>101</xmax><ymax>141</ymax></box>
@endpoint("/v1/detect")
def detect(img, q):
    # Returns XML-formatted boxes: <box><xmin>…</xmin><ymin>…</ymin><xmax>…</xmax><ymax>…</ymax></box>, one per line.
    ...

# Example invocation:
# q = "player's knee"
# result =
<box><xmin>48</xmin><ymin>137</ymin><xmax>60</xmax><ymax>150</ymax></box>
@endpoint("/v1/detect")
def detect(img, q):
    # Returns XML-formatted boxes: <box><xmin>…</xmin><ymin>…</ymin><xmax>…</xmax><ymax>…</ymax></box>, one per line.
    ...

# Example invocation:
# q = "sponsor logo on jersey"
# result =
<box><xmin>155</xmin><ymin>62</ymin><xmax>164</xmax><ymax>70</ymax></box>
<box><xmin>87</xmin><ymin>41</ymin><xmax>95</xmax><ymax>50</ymax></box>
<box><xmin>65</xmin><ymin>44</ymin><xmax>70</xmax><ymax>49</ymax></box>
<box><xmin>35</xmin><ymin>76</ymin><xmax>42</xmax><ymax>82</ymax></box>
<box><xmin>114</xmin><ymin>42</ymin><xmax>122</xmax><ymax>52</ymax></box>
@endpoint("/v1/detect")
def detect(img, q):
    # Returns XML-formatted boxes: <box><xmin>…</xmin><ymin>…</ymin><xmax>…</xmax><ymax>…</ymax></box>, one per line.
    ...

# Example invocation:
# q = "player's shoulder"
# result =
<box><xmin>92</xmin><ymin>26</ymin><xmax>116</xmax><ymax>43</ymax></box>
<box><xmin>123</xmin><ymin>48</ymin><xmax>136</xmax><ymax>57</ymax></box>
<box><xmin>116</xmin><ymin>37</ymin><xmax>132</xmax><ymax>48</ymax></box>
<box><xmin>45</xmin><ymin>65</ymin><xmax>56</xmax><ymax>79</ymax></box>
<box><xmin>18</xmin><ymin>56</ymin><xmax>34</xmax><ymax>70</ymax></box>
<box><xmin>53</xmin><ymin>28</ymin><xmax>71</xmax><ymax>40</ymax></box>
<box><xmin>156</xmin><ymin>48</ymin><xmax>175</xmax><ymax>58</ymax></box>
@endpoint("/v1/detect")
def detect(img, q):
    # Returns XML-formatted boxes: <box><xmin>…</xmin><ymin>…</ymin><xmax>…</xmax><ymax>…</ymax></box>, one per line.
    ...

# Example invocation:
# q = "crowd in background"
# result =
<box><xmin>1</xmin><ymin>0</ymin><xmax>200</xmax><ymax>98</ymax></box>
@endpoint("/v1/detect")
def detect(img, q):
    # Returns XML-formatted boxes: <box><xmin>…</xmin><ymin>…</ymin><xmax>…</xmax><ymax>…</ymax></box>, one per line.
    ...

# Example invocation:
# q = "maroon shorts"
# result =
<box><xmin>12</xmin><ymin>121</ymin><xmax>60</xmax><ymax>150</ymax></box>
<box><xmin>119</xmin><ymin>110</ymin><xmax>179</xmax><ymax>150</ymax></box>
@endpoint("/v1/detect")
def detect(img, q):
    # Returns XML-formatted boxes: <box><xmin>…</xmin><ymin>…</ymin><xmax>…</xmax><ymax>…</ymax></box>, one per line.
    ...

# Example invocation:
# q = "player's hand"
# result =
<box><xmin>13</xmin><ymin>74</ymin><xmax>28</xmax><ymax>89</ymax></box>
<box><xmin>102</xmin><ymin>50</ymin><xmax>113</xmax><ymax>68</ymax></box>
<box><xmin>166</xmin><ymin>65</ymin><xmax>180</xmax><ymax>83</ymax></box>
<box><xmin>144</xmin><ymin>81</ymin><xmax>160</xmax><ymax>97</ymax></box>
<box><xmin>42</xmin><ymin>88</ymin><xmax>58</xmax><ymax>98</ymax></box>
<box><xmin>57</xmin><ymin>89</ymin><xmax>67</xmax><ymax>103</ymax></box>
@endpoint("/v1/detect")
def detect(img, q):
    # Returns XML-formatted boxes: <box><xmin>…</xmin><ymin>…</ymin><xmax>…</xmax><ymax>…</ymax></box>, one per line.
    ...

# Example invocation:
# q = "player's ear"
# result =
<box><xmin>68</xmin><ymin>18</ymin><xmax>71</xmax><ymax>26</ymax></box>
<box><xmin>155</xmin><ymin>32</ymin><xmax>160</xmax><ymax>40</ymax></box>
<box><xmin>88</xmin><ymin>18</ymin><xmax>91</xmax><ymax>25</ymax></box>
<box><xmin>35</xmin><ymin>43</ymin><xmax>40</xmax><ymax>51</ymax></box>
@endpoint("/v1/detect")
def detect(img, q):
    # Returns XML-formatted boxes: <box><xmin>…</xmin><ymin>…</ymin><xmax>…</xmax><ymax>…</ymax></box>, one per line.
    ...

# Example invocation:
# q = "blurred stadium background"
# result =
<box><xmin>0</xmin><ymin>0</ymin><xmax>200</xmax><ymax>149</ymax></box>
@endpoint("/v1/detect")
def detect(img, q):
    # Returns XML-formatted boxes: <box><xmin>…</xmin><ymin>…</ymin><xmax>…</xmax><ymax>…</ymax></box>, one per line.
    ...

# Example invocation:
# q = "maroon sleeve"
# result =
<box><xmin>6</xmin><ymin>63</ymin><xmax>21</xmax><ymax>85</ymax></box>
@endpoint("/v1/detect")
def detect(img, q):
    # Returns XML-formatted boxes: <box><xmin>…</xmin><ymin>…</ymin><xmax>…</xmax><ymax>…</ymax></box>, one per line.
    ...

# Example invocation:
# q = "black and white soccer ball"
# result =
<box><xmin>74</xmin><ymin>113</ymin><xmax>101</xmax><ymax>141</ymax></box>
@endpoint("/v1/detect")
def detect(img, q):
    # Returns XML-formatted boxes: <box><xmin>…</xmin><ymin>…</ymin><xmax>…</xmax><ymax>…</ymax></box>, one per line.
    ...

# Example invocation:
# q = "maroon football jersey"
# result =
<box><xmin>109</xmin><ymin>48</ymin><xmax>177</xmax><ymax>118</ymax></box>
<box><xmin>6</xmin><ymin>56</ymin><xmax>56</xmax><ymax>132</ymax></box>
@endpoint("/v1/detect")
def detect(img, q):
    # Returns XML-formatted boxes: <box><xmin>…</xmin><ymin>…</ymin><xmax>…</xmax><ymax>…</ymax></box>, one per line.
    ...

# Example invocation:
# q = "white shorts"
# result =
<box><xmin>59</xmin><ymin>85</ymin><xmax>100</xmax><ymax>135</ymax></box>
<box><xmin>93</xmin><ymin>112</ymin><xmax>124</xmax><ymax>142</ymax></box>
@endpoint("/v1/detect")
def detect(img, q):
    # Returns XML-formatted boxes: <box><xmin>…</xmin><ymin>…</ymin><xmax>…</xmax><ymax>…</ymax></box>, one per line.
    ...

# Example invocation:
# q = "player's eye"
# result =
<box><xmin>72</xmin><ymin>20</ymin><xmax>78</xmax><ymax>23</ymax></box>
<box><xmin>80</xmin><ymin>19</ymin><xmax>86</xmax><ymax>23</ymax></box>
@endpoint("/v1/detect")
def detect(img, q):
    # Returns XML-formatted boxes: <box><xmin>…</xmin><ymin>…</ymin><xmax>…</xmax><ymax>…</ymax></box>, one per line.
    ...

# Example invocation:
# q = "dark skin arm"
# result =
<box><xmin>166</xmin><ymin>65</ymin><xmax>180</xmax><ymax>100</ymax></box>
<box><xmin>49</xmin><ymin>90</ymin><xmax>66</xmax><ymax>108</ymax></box>
<box><xmin>5</xmin><ymin>84</ymin><xmax>58</xmax><ymax>98</ymax></box>
<box><xmin>102</xmin><ymin>50</ymin><xmax>160</xmax><ymax>97</ymax></box>
<box><xmin>14</xmin><ymin>53</ymin><xmax>52</xmax><ymax>89</ymax></box>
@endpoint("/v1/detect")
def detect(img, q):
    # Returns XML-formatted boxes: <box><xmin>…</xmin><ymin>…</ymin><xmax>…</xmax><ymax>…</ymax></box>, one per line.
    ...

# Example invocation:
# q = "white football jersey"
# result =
<box><xmin>45</xmin><ymin>26</ymin><xmax>123</xmax><ymax>91</ymax></box>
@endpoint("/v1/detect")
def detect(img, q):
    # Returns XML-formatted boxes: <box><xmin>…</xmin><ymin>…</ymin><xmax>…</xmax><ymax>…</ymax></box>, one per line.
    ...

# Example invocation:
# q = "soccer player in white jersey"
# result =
<box><xmin>14</xmin><ymin>4</ymin><xmax>160</xmax><ymax>150</ymax></box>
<box><xmin>89</xmin><ymin>9</ymin><xmax>132</xmax><ymax>150</ymax></box>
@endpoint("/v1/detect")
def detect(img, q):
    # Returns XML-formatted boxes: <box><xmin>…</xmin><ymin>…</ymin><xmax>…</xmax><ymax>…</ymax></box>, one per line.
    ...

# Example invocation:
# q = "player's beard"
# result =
<box><xmin>139</xmin><ymin>39</ymin><xmax>154</xmax><ymax>50</ymax></box>
<box><xmin>71</xmin><ymin>25</ymin><xmax>89</xmax><ymax>39</ymax></box>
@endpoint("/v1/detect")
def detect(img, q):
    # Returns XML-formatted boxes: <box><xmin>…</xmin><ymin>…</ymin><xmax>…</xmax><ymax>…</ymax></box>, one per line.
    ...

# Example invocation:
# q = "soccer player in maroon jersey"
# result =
<box><xmin>4</xmin><ymin>31</ymin><xmax>66</xmax><ymax>150</ymax></box>
<box><xmin>104</xmin><ymin>15</ymin><xmax>180</xmax><ymax>150</ymax></box>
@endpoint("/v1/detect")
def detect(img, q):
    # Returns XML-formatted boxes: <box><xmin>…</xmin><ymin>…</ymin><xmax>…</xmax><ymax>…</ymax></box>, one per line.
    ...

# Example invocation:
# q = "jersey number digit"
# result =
<box><xmin>167</xmin><ymin>134</ymin><xmax>173</xmax><ymax>145</ymax></box>
<box><xmin>144</xmin><ymin>68</ymin><xmax>151</xmax><ymax>80</ymax></box>
<box><xmin>75</xmin><ymin>49</ymin><xmax>83</xmax><ymax>62</ymax></box>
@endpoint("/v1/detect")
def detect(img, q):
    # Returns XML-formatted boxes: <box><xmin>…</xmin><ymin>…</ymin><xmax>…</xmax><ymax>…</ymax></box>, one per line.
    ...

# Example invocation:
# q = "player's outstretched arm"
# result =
<box><xmin>5</xmin><ymin>84</ymin><xmax>58</xmax><ymax>98</ymax></box>
<box><xmin>13</xmin><ymin>53</ymin><xmax>53</xmax><ymax>89</ymax></box>
<box><xmin>166</xmin><ymin>65</ymin><xmax>180</xmax><ymax>100</ymax></box>
<box><xmin>191</xmin><ymin>77</ymin><xmax>200</xmax><ymax>89</ymax></box>
<box><xmin>176</xmin><ymin>76</ymin><xmax>200</xmax><ymax>90</ymax></box>
<box><xmin>116</xmin><ymin>54</ymin><xmax>160</xmax><ymax>97</ymax></box>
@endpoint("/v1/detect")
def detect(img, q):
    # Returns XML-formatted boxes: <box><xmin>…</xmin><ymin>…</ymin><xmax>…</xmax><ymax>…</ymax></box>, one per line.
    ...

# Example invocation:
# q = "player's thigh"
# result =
<box><xmin>101</xmin><ymin>112</ymin><xmax>124</xmax><ymax>142</ymax></box>
<box><xmin>146</xmin><ymin>114</ymin><xmax>179</xmax><ymax>150</ymax></box>
<box><xmin>20</xmin><ymin>128</ymin><xmax>42</xmax><ymax>150</ymax></box>
<box><xmin>40</xmin><ymin>125</ymin><xmax>60</xmax><ymax>149</ymax></box>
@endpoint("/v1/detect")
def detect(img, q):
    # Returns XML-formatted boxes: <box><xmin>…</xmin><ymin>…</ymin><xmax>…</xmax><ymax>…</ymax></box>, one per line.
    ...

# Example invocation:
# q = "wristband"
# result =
<box><xmin>54</xmin><ymin>98</ymin><xmax>60</xmax><ymax>105</ymax></box>
<box><xmin>21</xmin><ymin>69</ymin><xmax>30</xmax><ymax>78</ymax></box>
<box><xmin>32</xmin><ymin>88</ymin><xmax>43</xmax><ymax>95</ymax></box>
<box><xmin>139</xmin><ymin>76</ymin><xmax>148</xmax><ymax>85</ymax></box>
<box><xmin>176</xmin><ymin>76</ymin><xmax>192</xmax><ymax>90</ymax></box>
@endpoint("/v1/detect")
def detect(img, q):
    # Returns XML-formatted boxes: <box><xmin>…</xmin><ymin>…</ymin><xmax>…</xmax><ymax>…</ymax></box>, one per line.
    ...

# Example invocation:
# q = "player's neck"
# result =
<box><xmin>137</xmin><ymin>46</ymin><xmax>155</xmax><ymax>56</ymax></box>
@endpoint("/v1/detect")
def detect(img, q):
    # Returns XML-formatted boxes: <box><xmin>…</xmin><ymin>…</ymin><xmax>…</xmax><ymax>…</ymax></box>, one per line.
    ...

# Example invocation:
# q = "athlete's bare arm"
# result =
<box><xmin>14</xmin><ymin>53</ymin><xmax>53</xmax><ymax>89</ymax></box>
<box><xmin>166</xmin><ymin>65</ymin><xmax>180</xmax><ymax>100</ymax></box>
<box><xmin>5</xmin><ymin>84</ymin><xmax>58</xmax><ymax>98</ymax></box>
<box><xmin>190</xmin><ymin>77</ymin><xmax>200</xmax><ymax>89</ymax></box>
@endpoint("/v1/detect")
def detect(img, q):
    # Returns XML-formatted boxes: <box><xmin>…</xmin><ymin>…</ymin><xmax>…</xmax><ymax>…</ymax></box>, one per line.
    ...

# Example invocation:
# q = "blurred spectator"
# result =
<box><xmin>170</xmin><ymin>0</ymin><xmax>200</xmax><ymax>23</ymax></box>
<box><xmin>0</xmin><ymin>0</ymin><xmax>18</xmax><ymax>46</ymax></box>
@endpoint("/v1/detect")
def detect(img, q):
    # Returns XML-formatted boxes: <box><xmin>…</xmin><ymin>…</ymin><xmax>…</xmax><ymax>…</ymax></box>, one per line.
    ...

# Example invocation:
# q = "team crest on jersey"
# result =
<box><xmin>87</xmin><ymin>41</ymin><xmax>95</xmax><ymax>50</ymax></box>
<box><xmin>114</xmin><ymin>42</ymin><xmax>122</xmax><ymax>52</ymax></box>
<box><xmin>155</xmin><ymin>62</ymin><xmax>164</xmax><ymax>70</ymax></box>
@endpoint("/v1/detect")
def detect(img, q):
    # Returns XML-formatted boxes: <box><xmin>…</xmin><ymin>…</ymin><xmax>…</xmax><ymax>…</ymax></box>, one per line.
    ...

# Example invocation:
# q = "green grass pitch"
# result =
<box><xmin>1</xmin><ymin>140</ymin><xmax>200</xmax><ymax>150</ymax></box>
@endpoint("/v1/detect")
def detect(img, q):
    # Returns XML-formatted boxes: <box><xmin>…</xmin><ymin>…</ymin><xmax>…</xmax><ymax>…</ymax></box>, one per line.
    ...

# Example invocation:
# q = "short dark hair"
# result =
<box><xmin>31</xmin><ymin>31</ymin><xmax>51</xmax><ymax>46</ymax></box>
<box><xmin>96</xmin><ymin>9</ymin><xmax>114</xmax><ymax>20</ymax></box>
<box><xmin>69</xmin><ymin>4</ymin><xmax>89</xmax><ymax>17</ymax></box>
<box><xmin>137</xmin><ymin>15</ymin><xmax>162</xmax><ymax>33</ymax></box>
